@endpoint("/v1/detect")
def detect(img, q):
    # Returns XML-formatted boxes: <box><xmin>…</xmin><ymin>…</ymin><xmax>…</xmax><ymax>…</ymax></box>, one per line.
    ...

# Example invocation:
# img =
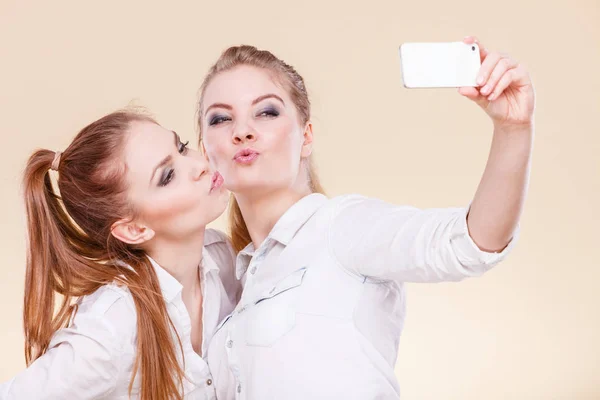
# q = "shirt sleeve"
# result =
<box><xmin>328</xmin><ymin>195</ymin><xmax>519</xmax><ymax>283</ymax></box>
<box><xmin>0</xmin><ymin>287</ymin><xmax>135</xmax><ymax>400</ymax></box>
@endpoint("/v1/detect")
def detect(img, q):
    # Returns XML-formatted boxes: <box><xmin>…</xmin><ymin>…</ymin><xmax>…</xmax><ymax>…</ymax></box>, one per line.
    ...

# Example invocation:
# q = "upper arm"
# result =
<box><xmin>0</xmin><ymin>287</ymin><xmax>136</xmax><ymax>400</ymax></box>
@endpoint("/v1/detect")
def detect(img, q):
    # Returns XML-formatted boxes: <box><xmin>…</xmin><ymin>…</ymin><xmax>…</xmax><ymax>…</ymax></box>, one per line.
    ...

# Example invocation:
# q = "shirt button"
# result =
<box><xmin>206</xmin><ymin>379</ymin><xmax>213</xmax><ymax>386</ymax></box>
<box><xmin>250</xmin><ymin>266</ymin><xmax>257</xmax><ymax>274</ymax></box>
<box><xmin>226</xmin><ymin>339</ymin><xmax>233</xmax><ymax>348</ymax></box>
<box><xmin>237</xmin><ymin>383</ymin><xmax>242</xmax><ymax>393</ymax></box>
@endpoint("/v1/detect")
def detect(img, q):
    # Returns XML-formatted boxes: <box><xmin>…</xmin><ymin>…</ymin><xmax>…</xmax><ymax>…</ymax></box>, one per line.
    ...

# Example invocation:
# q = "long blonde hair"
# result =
<box><xmin>197</xmin><ymin>45</ymin><xmax>325</xmax><ymax>252</ymax></box>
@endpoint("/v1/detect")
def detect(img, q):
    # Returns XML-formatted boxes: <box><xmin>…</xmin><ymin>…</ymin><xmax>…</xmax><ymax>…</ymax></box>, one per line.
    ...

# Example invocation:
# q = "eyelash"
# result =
<box><xmin>259</xmin><ymin>108</ymin><xmax>279</xmax><ymax>118</ymax></box>
<box><xmin>178</xmin><ymin>140</ymin><xmax>189</xmax><ymax>155</ymax></box>
<box><xmin>209</xmin><ymin>115</ymin><xmax>231</xmax><ymax>126</ymax></box>
<box><xmin>208</xmin><ymin>107</ymin><xmax>280</xmax><ymax>126</ymax></box>
<box><xmin>158</xmin><ymin>140</ymin><xmax>189</xmax><ymax>187</ymax></box>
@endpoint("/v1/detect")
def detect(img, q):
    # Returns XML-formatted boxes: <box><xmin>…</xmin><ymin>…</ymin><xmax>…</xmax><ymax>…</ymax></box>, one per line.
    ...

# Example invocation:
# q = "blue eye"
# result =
<box><xmin>209</xmin><ymin>115</ymin><xmax>231</xmax><ymax>126</ymax></box>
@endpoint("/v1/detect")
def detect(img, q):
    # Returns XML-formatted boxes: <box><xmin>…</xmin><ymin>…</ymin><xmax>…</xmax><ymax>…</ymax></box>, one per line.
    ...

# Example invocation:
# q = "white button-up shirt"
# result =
<box><xmin>0</xmin><ymin>229</ymin><xmax>241</xmax><ymax>400</ymax></box>
<box><xmin>207</xmin><ymin>194</ymin><xmax>519</xmax><ymax>400</ymax></box>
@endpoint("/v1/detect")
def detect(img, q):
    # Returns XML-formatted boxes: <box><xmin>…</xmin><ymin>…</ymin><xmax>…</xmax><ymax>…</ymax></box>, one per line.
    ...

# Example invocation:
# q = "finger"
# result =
<box><xmin>463</xmin><ymin>36</ymin><xmax>489</xmax><ymax>62</ymax></box>
<box><xmin>476</xmin><ymin>41</ymin><xmax>489</xmax><ymax>62</ymax></box>
<box><xmin>508</xmin><ymin>64</ymin><xmax>531</xmax><ymax>87</ymax></box>
<box><xmin>477</xmin><ymin>52</ymin><xmax>503</xmax><ymax>87</ymax></box>
<box><xmin>458</xmin><ymin>87</ymin><xmax>489</xmax><ymax>109</ymax></box>
<box><xmin>480</xmin><ymin>57</ymin><xmax>518</xmax><ymax>96</ymax></box>
<box><xmin>487</xmin><ymin>70</ymin><xmax>514</xmax><ymax>101</ymax></box>
<box><xmin>458</xmin><ymin>86</ymin><xmax>479</xmax><ymax>99</ymax></box>
<box><xmin>488</xmin><ymin>65</ymin><xmax>528</xmax><ymax>101</ymax></box>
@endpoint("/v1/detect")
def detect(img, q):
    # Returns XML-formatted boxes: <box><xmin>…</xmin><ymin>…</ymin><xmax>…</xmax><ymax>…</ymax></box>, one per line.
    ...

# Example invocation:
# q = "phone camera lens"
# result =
<box><xmin>472</xmin><ymin>46</ymin><xmax>476</xmax><ymax>51</ymax></box>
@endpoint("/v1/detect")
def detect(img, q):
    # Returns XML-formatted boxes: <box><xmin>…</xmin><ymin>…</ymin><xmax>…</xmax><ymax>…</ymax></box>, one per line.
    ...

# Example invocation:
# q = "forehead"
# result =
<box><xmin>124</xmin><ymin>121</ymin><xmax>174</xmax><ymax>179</ymax></box>
<box><xmin>202</xmin><ymin>65</ymin><xmax>291</xmax><ymax>108</ymax></box>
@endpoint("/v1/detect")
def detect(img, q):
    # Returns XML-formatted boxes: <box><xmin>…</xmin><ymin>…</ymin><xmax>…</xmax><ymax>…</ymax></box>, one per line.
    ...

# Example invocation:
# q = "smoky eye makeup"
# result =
<box><xmin>155</xmin><ymin>133</ymin><xmax>189</xmax><ymax>188</ymax></box>
<box><xmin>256</xmin><ymin>104</ymin><xmax>280</xmax><ymax>118</ymax></box>
<box><xmin>158</xmin><ymin>167</ymin><xmax>175</xmax><ymax>187</ymax></box>
<box><xmin>208</xmin><ymin>113</ymin><xmax>232</xmax><ymax>126</ymax></box>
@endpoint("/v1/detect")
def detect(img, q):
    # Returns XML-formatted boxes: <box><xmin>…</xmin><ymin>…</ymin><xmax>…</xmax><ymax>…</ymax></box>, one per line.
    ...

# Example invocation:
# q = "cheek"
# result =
<box><xmin>272</xmin><ymin>118</ymin><xmax>302</xmax><ymax>158</ymax></box>
<box><xmin>204</xmin><ymin>134</ymin><xmax>230</xmax><ymax>168</ymax></box>
<box><xmin>141</xmin><ymin>185</ymin><xmax>204</xmax><ymax>225</ymax></box>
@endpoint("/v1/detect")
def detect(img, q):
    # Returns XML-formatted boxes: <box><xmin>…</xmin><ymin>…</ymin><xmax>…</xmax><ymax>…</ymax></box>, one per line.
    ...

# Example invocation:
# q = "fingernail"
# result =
<box><xmin>481</xmin><ymin>85</ymin><xmax>490</xmax><ymax>94</ymax></box>
<box><xmin>477</xmin><ymin>76</ymin><xmax>484</xmax><ymax>85</ymax></box>
<box><xmin>488</xmin><ymin>93</ymin><xmax>495</xmax><ymax>101</ymax></box>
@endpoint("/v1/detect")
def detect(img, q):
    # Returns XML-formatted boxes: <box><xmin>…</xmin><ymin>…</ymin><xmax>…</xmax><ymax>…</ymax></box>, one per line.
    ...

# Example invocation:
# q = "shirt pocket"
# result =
<box><xmin>244</xmin><ymin>267</ymin><xmax>307</xmax><ymax>347</ymax></box>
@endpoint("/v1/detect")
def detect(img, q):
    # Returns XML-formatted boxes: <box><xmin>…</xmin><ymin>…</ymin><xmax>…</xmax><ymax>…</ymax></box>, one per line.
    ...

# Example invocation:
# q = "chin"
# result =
<box><xmin>233</xmin><ymin>181</ymin><xmax>288</xmax><ymax>199</ymax></box>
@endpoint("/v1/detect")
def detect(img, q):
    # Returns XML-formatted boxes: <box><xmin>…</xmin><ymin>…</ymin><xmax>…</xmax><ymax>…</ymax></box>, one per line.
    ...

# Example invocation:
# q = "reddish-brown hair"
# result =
<box><xmin>197</xmin><ymin>45</ymin><xmax>325</xmax><ymax>252</ymax></box>
<box><xmin>23</xmin><ymin>110</ymin><xmax>185</xmax><ymax>399</ymax></box>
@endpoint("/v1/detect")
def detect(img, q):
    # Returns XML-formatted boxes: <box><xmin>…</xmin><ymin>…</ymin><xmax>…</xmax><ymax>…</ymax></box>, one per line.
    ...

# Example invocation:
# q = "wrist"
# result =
<box><xmin>493</xmin><ymin>121</ymin><xmax>534</xmax><ymax>137</ymax></box>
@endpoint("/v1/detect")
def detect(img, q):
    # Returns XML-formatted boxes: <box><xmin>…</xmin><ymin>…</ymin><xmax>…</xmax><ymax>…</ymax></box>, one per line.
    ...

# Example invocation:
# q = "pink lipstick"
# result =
<box><xmin>233</xmin><ymin>148</ymin><xmax>259</xmax><ymax>165</ymax></box>
<box><xmin>210</xmin><ymin>171</ymin><xmax>224</xmax><ymax>192</ymax></box>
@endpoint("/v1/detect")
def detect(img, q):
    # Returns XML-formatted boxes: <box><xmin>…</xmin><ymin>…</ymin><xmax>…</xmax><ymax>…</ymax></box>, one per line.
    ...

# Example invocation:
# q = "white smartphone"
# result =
<box><xmin>399</xmin><ymin>42</ymin><xmax>481</xmax><ymax>88</ymax></box>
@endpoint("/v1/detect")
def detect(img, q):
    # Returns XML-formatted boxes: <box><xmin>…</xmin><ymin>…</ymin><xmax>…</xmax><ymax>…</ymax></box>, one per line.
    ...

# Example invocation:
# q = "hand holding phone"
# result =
<box><xmin>399</xmin><ymin>41</ymin><xmax>481</xmax><ymax>88</ymax></box>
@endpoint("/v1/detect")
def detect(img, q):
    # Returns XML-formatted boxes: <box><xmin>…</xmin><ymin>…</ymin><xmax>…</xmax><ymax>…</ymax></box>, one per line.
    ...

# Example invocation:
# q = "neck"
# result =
<box><xmin>145</xmin><ymin>229</ymin><xmax>205</xmax><ymax>301</ymax></box>
<box><xmin>236</xmin><ymin>186</ymin><xmax>311</xmax><ymax>250</ymax></box>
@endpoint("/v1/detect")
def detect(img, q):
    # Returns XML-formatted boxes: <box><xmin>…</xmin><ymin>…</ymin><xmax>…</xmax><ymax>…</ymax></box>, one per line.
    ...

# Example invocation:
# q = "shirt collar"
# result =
<box><xmin>148</xmin><ymin>246</ymin><xmax>219</xmax><ymax>303</ymax></box>
<box><xmin>235</xmin><ymin>193</ymin><xmax>328</xmax><ymax>279</ymax></box>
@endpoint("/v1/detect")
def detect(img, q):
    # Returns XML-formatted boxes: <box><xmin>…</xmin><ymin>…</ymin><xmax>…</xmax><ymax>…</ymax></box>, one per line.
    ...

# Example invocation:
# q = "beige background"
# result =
<box><xmin>1</xmin><ymin>0</ymin><xmax>598</xmax><ymax>398</ymax></box>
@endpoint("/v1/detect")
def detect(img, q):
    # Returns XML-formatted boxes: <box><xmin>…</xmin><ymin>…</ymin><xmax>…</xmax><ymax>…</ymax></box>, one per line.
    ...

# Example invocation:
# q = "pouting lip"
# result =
<box><xmin>233</xmin><ymin>148</ymin><xmax>259</xmax><ymax>160</ymax></box>
<box><xmin>210</xmin><ymin>171</ymin><xmax>224</xmax><ymax>192</ymax></box>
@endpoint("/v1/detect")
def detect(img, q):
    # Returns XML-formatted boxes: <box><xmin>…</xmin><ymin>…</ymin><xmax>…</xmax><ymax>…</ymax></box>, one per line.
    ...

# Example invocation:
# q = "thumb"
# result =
<box><xmin>458</xmin><ymin>87</ymin><xmax>490</xmax><ymax>109</ymax></box>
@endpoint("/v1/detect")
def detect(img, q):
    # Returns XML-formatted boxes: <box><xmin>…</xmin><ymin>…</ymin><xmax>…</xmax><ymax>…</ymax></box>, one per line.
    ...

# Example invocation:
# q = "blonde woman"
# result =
<box><xmin>197</xmin><ymin>37</ymin><xmax>534</xmax><ymax>399</ymax></box>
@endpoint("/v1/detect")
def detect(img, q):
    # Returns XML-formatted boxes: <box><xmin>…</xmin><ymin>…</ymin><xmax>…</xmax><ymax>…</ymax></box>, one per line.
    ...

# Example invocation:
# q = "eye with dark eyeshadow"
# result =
<box><xmin>208</xmin><ymin>114</ymin><xmax>231</xmax><ymax>126</ymax></box>
<box><xmin>158</xmin><ymin>137</ymin><xmax>190</xmax><ymax>187</ymax></box>
<box><xmin>257</xmin><ymin>106</ymin><xmax>279</xmax><ymax>118</ymax></box>
<box><xmin>159</xmin><ymin>168</ymin><xmax>175</xmax><ymax>187</ymax></box>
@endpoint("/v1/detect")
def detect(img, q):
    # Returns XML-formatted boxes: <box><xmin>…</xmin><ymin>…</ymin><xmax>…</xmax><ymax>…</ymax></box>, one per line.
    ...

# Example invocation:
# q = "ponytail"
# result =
<box><xmin>22</xmin><ymin>149</ymin><xmax>89</xmax><ymax>363</ymax></box>
<box><xmin>22</xmin><ymin>110</ymin><xmax>188</xmax><ymax>399</ymax></box>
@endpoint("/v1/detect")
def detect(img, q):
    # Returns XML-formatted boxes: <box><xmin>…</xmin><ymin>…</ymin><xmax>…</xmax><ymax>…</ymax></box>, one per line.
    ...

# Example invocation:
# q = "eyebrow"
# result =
<box><xmin>204</xmin><ymin>93</ymin><xmax>285</xmax><ymax>117</ymax></box>
<box><xmin>149</xmin><ymin>131</ymin><xmax>178</xmax><ymax>185</ymax></box>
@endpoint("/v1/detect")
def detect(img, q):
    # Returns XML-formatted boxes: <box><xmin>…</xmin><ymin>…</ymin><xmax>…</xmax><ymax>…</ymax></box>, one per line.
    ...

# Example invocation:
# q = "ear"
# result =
<box><xmin>300</xmin><ymin>122</ymin><xmax>314</xmax><ymax>158</ymax></box>
<box><xmin>110</xmin><ymin>219</ymin><xmax>155</xmax><ymax>245</ymax></box>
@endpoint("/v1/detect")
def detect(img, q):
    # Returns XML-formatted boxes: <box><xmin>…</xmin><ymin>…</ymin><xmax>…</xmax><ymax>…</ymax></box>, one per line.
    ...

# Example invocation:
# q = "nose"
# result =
<box><xmin>232</xmin><ymin>120</ymin><xmax>256</xmax><ymax>144</ymax></box>
<box><xmin>190</xmin><ymin>151</ymin><xmax>209</xmax><ymax>181</ymax></box>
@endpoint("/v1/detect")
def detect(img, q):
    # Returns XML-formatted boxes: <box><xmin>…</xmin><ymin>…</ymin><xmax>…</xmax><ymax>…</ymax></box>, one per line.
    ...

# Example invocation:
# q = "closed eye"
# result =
<box><xmin>159</xmin><ymin>168</ymin><xmax>175</xmax><ymax>187</ymax></box>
